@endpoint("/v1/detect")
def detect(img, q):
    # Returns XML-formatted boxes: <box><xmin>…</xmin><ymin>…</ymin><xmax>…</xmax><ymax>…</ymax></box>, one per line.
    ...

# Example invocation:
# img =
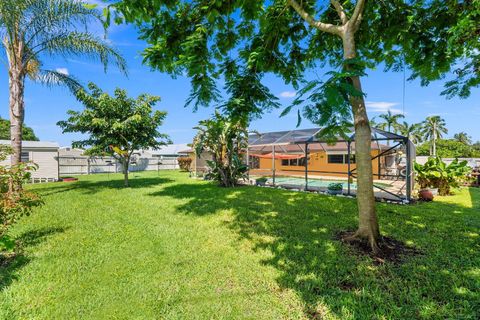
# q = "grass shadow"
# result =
<box><xmin>35</xmin><ymin>176</ymin><xmax>174</xmax><ymax>197</ymax></box>
<box><xmin>0</xmin><ymin>227</ymin><xmax>68</xmax><ymax>292</ymax></box>
<box><xmin>151</xmin><ymin>182</ymin><xmax>480</xmax><ymax>319</ymax></box>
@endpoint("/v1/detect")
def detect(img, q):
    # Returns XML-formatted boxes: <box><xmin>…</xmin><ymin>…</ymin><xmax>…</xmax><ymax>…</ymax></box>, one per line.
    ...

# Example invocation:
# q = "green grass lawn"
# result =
<box><xmin>1</xmin><ymin>171</ymin><xmax>479</xmax><ymax>319</ymax></box>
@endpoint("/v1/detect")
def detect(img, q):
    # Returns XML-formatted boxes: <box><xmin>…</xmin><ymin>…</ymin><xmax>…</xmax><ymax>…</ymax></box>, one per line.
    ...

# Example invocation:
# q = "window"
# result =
<box><xmin>347</xmin><ymin>154</ymin><xmax>356</xmax><ymax>164</ymax></box>
<box><xmin>281</xmin><ymin>157</ymin><xmax>307</xmax><ymax>167</ymax></box>
<box><xmin>20</xmin><ymin>152</ymin><xmax>29</xmax><ymax>162</ymax></box>
<box><xmin>327</xmin><ymin>154</ymin><xmax>344</xmax><ymax>164</ymax></box>
<box><xmin>327</xmin><ymin>154</ymin><xmax>356</xmax><ymax>164</ymax></box>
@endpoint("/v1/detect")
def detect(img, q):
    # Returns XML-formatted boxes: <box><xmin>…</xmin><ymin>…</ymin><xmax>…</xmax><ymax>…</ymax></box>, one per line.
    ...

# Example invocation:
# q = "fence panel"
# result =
<box><xmin>58</xmin><ymin>156</ymin><xmax>180</xmax><ymax>176</ymax></box>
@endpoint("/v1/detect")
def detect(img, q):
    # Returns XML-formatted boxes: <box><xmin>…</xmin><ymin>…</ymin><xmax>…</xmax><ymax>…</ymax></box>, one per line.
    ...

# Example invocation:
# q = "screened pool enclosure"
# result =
<box><xmin>247</xmin><ymin>128</ymin><xmax>415</xmax><ymax>202</ymax></box>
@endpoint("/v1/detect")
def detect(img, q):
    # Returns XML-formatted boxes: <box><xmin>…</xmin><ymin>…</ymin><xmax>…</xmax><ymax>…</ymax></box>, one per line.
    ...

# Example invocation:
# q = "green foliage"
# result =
<box><xmin>0</xmin><ymin>117</ymin><xmax>39</xmax><ymax>141</ymax></box>
<box><xmin>287</xmin><ymin>60</ymin><xmax>366</xmax><ymax>139</ymax></box>
<box><xmin>327</xmin><ymin>182</ymin><xmax>343</xmax><ymax>191</ymax></box>
<box><xmin>0</xmin><ymin>145</ymin><xmax>42</xmax><ymax>252</ymax></box>
<box><xmin>177</xmin><ymin>157</ymin><xmax>192</xmax><ymax>171</ymax></box>
<box><xmin>255</xmin><ymin>176</ymin><xmax>268</xmax><ymax>185</ymax></box>
<box><xmin>405</xmin><ymin>0</ymin><xmax>480</xmax><ymax>98</ymax></box>
<box><xmin>417</xmin><ymin>139</ymin><xmax>479</xmax><ymax>158</ymax></box>
<box><xmin>57</xmin><ymin>82</ymin><xmax>171</xmax><ymax>186</ymax></box>
<box><xmin>414</xmin><ymin>156</ymin><xmax>470</xmax><ymax>195</ymax></box>
<box><xmin>193</xmin><ymin>112</ymin><xmax>248</xmax><ymax>187</ymax></box>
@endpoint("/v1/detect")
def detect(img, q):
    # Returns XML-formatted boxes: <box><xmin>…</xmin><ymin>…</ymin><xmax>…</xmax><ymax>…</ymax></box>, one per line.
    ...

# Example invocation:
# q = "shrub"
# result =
<box><xmin>193</xmin><ymin>113</ymin><xmax>248</xmax><ymax>187</ymax></box>
<box><xmin>327</xmin><ymin>182</ymin><xmax>343</xmax><ymax>191</ymax></box>
<box><xmin>255</xmin><ymin>177</ymin><xmax>268</xmax><ymax>185</ymax></box>
<box><xmin>0</xmin><ymin>145</ymin><xmax>42</xmax><ymax>253</ymax></box>
<box><xmin>414</xmin><ymin>156</ymin><xmax>470</xmax><ymax>196</ymax></box>
<box><xmin>177</xmin><ymin>156</ymin><xmax>192</xmax><ymax>171</ymax></box>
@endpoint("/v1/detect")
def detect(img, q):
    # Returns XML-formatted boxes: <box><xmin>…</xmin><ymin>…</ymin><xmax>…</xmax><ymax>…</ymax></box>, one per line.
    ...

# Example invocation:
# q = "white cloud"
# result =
<box><xmin>365</xmin><ymin>101</ymin><xmax>402</xmax><ymax>114</ymax></box>
<box><xmin>279</xmin><ymin>91</ymin><xmax>296</xmax><ymax>98</ymax></box>
<box><xmin>55</xmin><ymin>68</ymin><xmax>69</xmax><ymax>75</ymax></box>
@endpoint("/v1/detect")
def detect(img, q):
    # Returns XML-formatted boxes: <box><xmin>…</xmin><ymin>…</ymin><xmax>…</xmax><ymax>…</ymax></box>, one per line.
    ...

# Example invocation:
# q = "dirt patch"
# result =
<box><xmin>335</xmin><ymin>231</ymin><xmax>422</xmax><ymax>265</ymax></box>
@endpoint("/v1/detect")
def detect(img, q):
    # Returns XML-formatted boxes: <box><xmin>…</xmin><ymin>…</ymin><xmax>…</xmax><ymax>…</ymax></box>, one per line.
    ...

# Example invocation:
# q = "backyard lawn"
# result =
<box><xmin>1</xmin><ymin>171</ymin><xmax>479</xmax><ymax>319</ymax></box>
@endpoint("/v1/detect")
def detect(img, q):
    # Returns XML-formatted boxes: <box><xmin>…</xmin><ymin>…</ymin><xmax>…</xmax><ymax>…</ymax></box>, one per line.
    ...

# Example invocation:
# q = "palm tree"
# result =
<box><xmin>398</xmin><ymin>121</ymin><xmax>422</xmax><ymax>145</ymax></box>
<box><xmin>420</xmin><ymin>116</ymin><xmax>448</xmax><ymax>156</ymax></box>
<box><xmin>0</xmin><ymin>0</ymin><xmax>126</xmax><ymax>166</ymax></box>
<box><xmin>378</xmin><ymin>110</ymin><xmax>405</xmax><ymax>133</ymax></box>
<box><xmin>453</xmin><ymin>132</ymin><xmax>472</xmax><ymax>145</ymax></box>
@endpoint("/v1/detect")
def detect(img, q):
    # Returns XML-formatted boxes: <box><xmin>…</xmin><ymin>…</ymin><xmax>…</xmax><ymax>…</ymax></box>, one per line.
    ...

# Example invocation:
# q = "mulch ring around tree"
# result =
<box><xmin>334</xmin><ymin>230</ymin><xmax>422</xmax><ymax>265</ymax></box>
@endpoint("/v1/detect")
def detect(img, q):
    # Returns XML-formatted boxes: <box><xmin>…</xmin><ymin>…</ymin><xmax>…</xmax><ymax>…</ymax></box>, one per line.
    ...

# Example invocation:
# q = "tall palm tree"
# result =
<box><xmin>378</xmin><ymin>110</ymin><xmax>405</xmax><ymax>133</ymax></box>
<box><xmin>453</xmin><ymin>132</ymin><xmax>472</xmax><ymax>145</ymax></box>
<box><xmin>0</xmin><ymin>0</ymin><xmax>126</xmax><ymax>166</ymax></box>
<box><xmin>398</xmin><ymin>121</ymin><xmax>422</xmax><ymax>145</ymax></box>
<box><xmin>420</xmin><ymin>116</ymin><xmax>448</xmax><ymax>156</ymax></box>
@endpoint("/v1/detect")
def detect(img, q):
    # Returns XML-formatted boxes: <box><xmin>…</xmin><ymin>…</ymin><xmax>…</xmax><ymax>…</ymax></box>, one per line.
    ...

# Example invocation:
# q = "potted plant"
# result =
<box><xmin>327</xmin><ymin>182</ymin><xmax>343</xmax><ymax>195</ymax></box>
<box><xmin>414</xmin><ymin>157</ymin><xmax>469</xmax><ymax>200</ymax></box>
<box><xmin>255</xmin><ymin>177</ymin><xmax>268</xmax><ymax>186</ymax></box>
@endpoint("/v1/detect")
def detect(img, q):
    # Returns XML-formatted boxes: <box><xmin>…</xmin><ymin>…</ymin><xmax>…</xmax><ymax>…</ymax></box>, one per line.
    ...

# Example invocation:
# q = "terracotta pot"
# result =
<box><xmin>419</xmin><ymin>189</ymin><xmax>434</xmax><ymax>201</ymax></box>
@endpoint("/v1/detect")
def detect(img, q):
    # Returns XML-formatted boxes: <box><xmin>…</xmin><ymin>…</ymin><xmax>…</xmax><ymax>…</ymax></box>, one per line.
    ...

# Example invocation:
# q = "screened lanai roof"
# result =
<box><xmin>248</xmin><ymin>127</ymin><xmax>406</xmax><ymax>147</ymax></box>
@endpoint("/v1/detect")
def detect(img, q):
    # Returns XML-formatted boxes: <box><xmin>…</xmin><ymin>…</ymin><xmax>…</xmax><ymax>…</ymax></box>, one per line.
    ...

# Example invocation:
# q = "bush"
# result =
<box><xmin>177</xmin><ymin>156</ymin><xmax>192</xmax><ymax>171</ymax></box>
<box><xmin>327</xmin><ymin>182</ymin><xmax>343</xmax><ymax>191</ymax></box>
<box><xmin>193</xmin><ymin>113</ymin><xmax>248</xmax><ymax>187</ymax></box>
<box><xmin>414</xmin><ymin>156</ymin><xmax>470</xmax><ymax>196</ymax></box>
<box><xmin>0</xmin><ymin>145</ymin><xmax>42</xmax><ymax>253</ymax></box>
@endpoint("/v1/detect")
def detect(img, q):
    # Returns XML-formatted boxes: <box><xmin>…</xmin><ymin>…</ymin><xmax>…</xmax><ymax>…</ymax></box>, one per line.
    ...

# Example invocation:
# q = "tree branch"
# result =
<box><xmin>287</xmin><ymin>0</ymin><xmax>342</xmax><ymax>36</ymax></box>
<box><xmin>330</xmin><ymin>0</ymin><xmax>348</xmax><ymax>25</ymax></box>
<box><xmin>350</xmin><ymin>0</ymin><xmax>366</xmax><ymax>26</ymax></box>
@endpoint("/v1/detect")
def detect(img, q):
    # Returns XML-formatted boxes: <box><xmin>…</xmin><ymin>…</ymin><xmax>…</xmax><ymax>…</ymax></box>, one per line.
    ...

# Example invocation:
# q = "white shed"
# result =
<box><xmin>0</xmin><ymin>140</ymin><xmax>60</xmax><ymax>182</ymax></box>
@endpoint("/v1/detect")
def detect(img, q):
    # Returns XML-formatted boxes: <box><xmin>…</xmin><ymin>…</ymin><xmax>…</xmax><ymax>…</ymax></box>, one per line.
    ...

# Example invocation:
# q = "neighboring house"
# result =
<box><xmin>59</xmin><ymin>146</ymin><xmax>85</xmax><ymax>157</ymax></box>
<box><xmin>140</xmin><ymin>143</ymin><xmax>190</xmax><ymax>158</ymax></box>
<box><xmin>416</xmin><ymin>156</ymin><xmax>480</xmax><ymax>168</ymax></box>
<box><xmin>0</xmin><ymin>140</ymin><xmax>60</xmax><ymax>182</ymax></box>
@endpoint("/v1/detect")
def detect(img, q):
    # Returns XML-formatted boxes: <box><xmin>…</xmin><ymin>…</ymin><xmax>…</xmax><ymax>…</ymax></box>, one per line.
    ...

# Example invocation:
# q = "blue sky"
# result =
<box><xmin>1</xmin><ymin>4</ymin><xmax>479</xmax><ymax>146</ymax></box>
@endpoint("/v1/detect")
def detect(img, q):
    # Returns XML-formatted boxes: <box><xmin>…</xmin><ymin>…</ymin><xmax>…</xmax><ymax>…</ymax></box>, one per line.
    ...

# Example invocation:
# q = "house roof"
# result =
<box><xmin>248</xmin><ymin>127</ymin><xmax>406</xmax><ymax>147</ymax></box>
<box><xmin>147</xmin><ymin>143</ymin><xmax>190</xmax><ymax>155</ymax></box>
<box><xmin>0</xmin><ymin>140</ymin><xmax>60</xmax><ymax>150</ymax></box>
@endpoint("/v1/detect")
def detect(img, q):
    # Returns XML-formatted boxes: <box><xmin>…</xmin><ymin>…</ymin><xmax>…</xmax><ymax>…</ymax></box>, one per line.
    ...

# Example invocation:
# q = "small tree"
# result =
<box><xmin>193</xmin><ymin>113</ymin><xmax>248</xmax><ymax>187</ymax></box>
<box><xmin>58</xmin><ymin>83</ymin><xmax>171</xmax><ymax>187</ymax></box>
<box><xmin>0</xmin><ymin>145</ymin><xmax>42</xmax><ymax>252</ymax></box>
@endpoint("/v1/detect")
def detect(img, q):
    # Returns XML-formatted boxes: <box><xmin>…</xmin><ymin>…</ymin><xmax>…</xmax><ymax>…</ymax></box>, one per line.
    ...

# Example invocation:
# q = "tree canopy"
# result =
<box><xmin>0</xmin><ymin>118</ymin><xmax>38</xmax><ymax>141</ymax></box>
<box><xmin>57</xmin><ymin>83</ymin><xmax>171</xmax><ymax>186</ymax></box>
<box><xmin>417</xmin><ymin>139</ymin><xmax>480</xmax><ymax>158</ymax></box>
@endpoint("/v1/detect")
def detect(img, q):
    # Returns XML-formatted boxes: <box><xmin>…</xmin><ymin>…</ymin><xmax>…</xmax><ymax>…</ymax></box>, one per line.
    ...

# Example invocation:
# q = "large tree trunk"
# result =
<box><xmin>9</xmin><ymin>66</ymin><xmax>25</xmax><ymax>166</ymax></box>
<box><xmin>343</xmin><ymin>31</ymin><xmax>380</xmax><ymax>252</ymax></box>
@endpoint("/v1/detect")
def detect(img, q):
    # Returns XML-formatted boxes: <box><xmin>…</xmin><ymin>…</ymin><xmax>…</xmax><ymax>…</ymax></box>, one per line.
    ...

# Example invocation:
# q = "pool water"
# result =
<box><xmin>267</xmin><ymin>176</ymin><xmax>358</xmax><ymax>189</ymax></box>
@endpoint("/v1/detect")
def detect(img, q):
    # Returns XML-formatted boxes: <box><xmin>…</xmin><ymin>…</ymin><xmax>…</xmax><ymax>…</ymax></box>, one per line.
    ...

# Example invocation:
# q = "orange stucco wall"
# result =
<box><xmin>257</xmin><ymin>150</ymin><xmax>381</xmax><ymax>178</ymax></box>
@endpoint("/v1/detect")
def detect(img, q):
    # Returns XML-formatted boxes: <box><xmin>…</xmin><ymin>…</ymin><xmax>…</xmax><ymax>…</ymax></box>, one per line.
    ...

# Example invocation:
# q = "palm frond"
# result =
<box><xmin>31</xmin><ymin>31</ymin><xmax>127</xmax><ymax>75</ymax></box>
<box><xmin>23</xmin><ymin>0</ymin><xmax>104</xmax><ymax>46</ymax></box>
<box><xmin>30</xmin><ymin>69</ymin><xmax>83</xmax><ymax>93</ymax></box>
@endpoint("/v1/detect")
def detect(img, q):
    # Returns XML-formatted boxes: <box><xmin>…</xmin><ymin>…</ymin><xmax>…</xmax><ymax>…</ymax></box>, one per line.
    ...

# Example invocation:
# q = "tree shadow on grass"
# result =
<box><xmin>35</xmin><ymin>176</ymin><xmax>174</xmax><ymax>197</ymax></box>
<box><xmin>150</xmin><ymin>182</ymin><xmax>480</xmax><ymax>319</ymax></box>
<box><xmin>0</xmin><ymin>227</ymin><xmax>68</xmax><ymax>292</ymax></box>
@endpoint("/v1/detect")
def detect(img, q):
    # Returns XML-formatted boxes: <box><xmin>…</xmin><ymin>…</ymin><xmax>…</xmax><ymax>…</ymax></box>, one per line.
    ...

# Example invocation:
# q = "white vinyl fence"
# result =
<box><xmin>58</xmin><ymin>155</ymin><xmax>179</xmax><ymax>176</ymax></box>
